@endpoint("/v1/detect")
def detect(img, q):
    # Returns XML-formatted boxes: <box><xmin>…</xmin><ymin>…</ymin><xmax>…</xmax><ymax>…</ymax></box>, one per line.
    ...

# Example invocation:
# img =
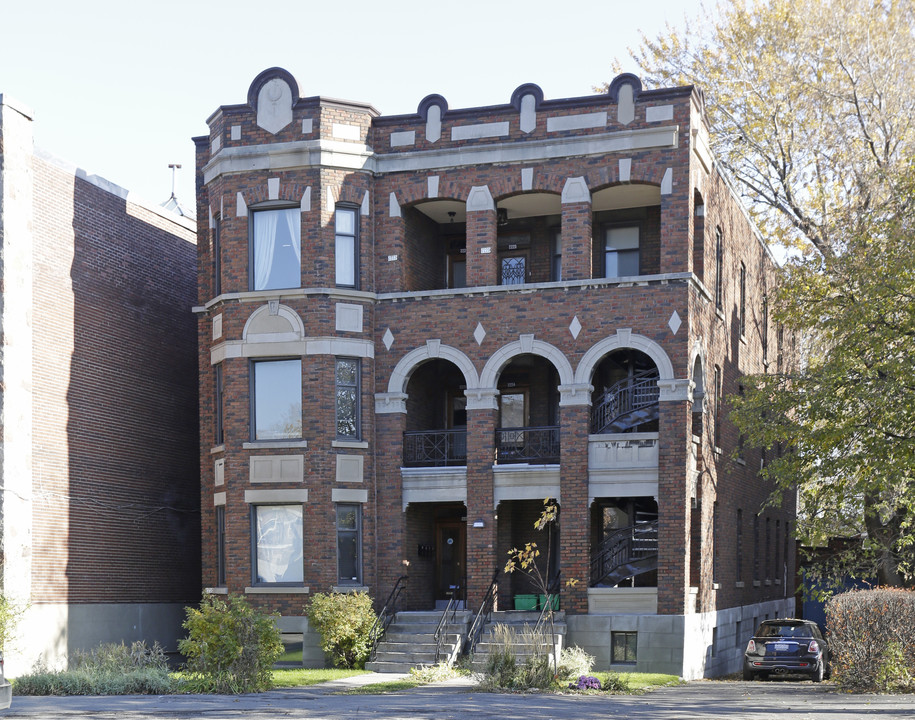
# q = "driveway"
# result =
<box><xmin>4</xmin><ymin>676</ymin><xmax>914</xmax><ymax>719</ymax></box>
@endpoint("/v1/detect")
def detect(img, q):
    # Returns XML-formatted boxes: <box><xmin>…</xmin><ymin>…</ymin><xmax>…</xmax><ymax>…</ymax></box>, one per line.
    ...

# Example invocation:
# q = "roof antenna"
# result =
<box><xmin>168</xmin><ymin>163</ymin><xmax>182</xmax><ymax>200</ymax></box>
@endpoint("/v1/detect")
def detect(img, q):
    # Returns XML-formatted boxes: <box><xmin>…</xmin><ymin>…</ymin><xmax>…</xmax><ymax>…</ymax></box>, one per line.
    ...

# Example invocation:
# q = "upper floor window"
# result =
<box><xmin>739</xmin><ymin>262</ymin><xmax>747</xmax><ymax>337</ymax></box>
<box><xmin>252</xmin><ymin>207</ymin><xmax>301</xmax><ymax>291</ymax></box>
<box><xmin>605</xmin><ymin>226</ymin><xmax>639</xmax><ymax>278</ymax></box>
<box><xmin>215</xmin><ymin>363</ymin><xmax>225</xmax><ymax>446</ymax></box>
<box><xmin>551</xmin><ymin>231</ymin><xmax>562</xmax><ymax>281</ymax></box>
<box><xmin>335</xmin><ymin>206</ymin><xmax>358</xmax><ymax>287</ymax></box>
<box><xmin>251</xmin><ymin>358</ymin><xmax>302</xmax><ymax>440</ymax></box>
<box><xmin>213</xmin><ymin>217</ymin><xmax>222</xmax><ymax>296</ymax></box>
<box><xmin>335</xmin><ymin>357</ymin><xmax>360</xmax><ymax>439</ymax></box>
<box><xmin>715</xmin><ymin>228</ymin><xmax>724</xmax><ymax>310</ymax></box>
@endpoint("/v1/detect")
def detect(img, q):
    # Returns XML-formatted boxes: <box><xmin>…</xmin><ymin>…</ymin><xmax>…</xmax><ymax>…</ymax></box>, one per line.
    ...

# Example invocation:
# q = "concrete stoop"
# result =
<box><xmin>366</xmin><ymin>610</ymin><xmax>472</xmax><ymax>673</ymax></box>
<box><xmin>470</xmin><ymin>611</ymin><xmax>566</xmax><ymax>671</ymax></box>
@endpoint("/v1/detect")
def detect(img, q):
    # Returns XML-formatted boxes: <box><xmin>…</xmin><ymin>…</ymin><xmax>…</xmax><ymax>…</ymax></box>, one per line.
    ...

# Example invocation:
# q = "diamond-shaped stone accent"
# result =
<box><xmin>383</xmin><ymin>328</ymin><xmax>395</xmax><ymax>350</ymax></box>
<box><xmin>569</xmin><ymin>316</ymin><xmax>582</xmax><ymax>339</ymax></box>
<box><xmin>668</xmin><ymin>311</ymin><xmax>682</xmax><ymax>335</ymax></box>
<box><xmin>474</xmin><ymin>322</ymin><xmax>487</xmax><ymax>346</ymax></box>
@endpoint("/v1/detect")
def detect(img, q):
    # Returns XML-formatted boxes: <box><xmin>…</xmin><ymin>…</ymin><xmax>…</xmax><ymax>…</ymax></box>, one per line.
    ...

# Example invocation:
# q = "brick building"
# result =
<box><xmin>194</xmin><ymin>68</ymin><xmax>795</xmax><ymax>678</ymax></box>
<box><xmin>0</xmin><ymin>95</ymin><xmax>200</xmax><ymax>675</ymax></box>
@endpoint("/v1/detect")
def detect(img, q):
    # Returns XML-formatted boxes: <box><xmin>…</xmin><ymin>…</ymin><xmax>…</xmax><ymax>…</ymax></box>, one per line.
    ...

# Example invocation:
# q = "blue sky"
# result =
<box><xmin>2</xmin><ymin>0</ymin><xmax>704</xmax><ymax>210</ymax></box>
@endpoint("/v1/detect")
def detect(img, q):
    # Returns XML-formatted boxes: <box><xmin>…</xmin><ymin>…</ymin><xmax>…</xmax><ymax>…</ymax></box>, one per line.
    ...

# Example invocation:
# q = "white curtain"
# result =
<box><xmin>284</xmin><ymin>208</ymin><xmax>301</xmax><ymax>264</ymax></box>
<box><xmin>254</xmin><ymin>211</ymin><xmax>279</xmax><ymax>290</ymax></box>
<box><xmin>336</xmin><ymin>235</ymin><xmax>355</xmax><ymax>285</ymax></box>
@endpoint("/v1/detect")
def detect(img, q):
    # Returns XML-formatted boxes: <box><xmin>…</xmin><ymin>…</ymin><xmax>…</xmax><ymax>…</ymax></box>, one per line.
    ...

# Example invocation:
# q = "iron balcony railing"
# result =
<box><xmin>494</xmin><ymin>425</ymin><xmax>560</xmax><ymax>464</ymax></box>
<box><xmin>403</xmin><ymin>429</ymin><xmax>467</xmax><ymax>467</ymax></box>
<box><xmin>591</xmin><ymin>370</ymin><xmax>660</xmax><ymax>434</ymax></box>
<box><xmin>589</xmin><ymin>520</ymin><xmax>659</xmax><ymax>587</ymax></box>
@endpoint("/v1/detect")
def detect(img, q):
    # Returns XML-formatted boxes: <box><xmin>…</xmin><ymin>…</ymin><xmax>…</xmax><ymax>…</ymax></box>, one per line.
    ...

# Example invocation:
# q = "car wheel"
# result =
<box><xmin>812</xmin><ymin>660</ymin><xmax>825</xmax><ymax>683</ymax></box>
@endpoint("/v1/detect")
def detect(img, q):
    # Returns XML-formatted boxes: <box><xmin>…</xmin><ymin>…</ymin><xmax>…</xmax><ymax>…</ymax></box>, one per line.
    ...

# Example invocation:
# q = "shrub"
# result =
<box><xmin>557</xmin><ymin>645</ymin><xmax>595</xmax><ymax>680</ymax></box>
<box><xmin>13</xmin><ymin>641</ymin><xmax>172</xmax><ymax>696</ymax></box>
<box><xmin>478</xmin><ymin>624</ymin><xmax>557</xmax><ymax>691</ymax></box>
<box><xmin>306</xmin><ymin>592</ymin><xmax>376</xmax><ymax>669</ymax></box>
<box><xmin>179</xmin><ymin>594</ymin><xmax>282</xmax><ymax>694</ymax></box>
<box><xmin>0</xmin><ymin>594</ymin><xmax>26</xmax><ymax>653</ymax></box>
<box><xmin>826</xmin><ymin>587</ymin><xmax>915</xmax><ymax>692</ymax></box>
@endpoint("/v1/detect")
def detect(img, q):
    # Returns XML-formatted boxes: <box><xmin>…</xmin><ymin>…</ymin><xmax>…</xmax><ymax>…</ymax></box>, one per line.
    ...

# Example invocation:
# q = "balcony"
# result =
<box><xmin>403</xmin><ymin>429</ymin><xmax>467</xmax><ymax>468</ymax></box>
<box><xmin>588</xmin><ymin>432</ymin><xmax>659</xmax><ymax>500</ymax></box>
<box><xmin>494</xmin><ymin>426</ymin><xmax>560</xmax><ymax>465</ymax></box>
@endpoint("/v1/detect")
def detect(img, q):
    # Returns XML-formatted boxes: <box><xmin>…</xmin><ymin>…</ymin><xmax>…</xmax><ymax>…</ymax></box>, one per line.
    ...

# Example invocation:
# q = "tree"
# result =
<box><xmin>613</xmin><ymin>0</ymin><xmax>915</xmax><ymax>255</ymax></box>
<box><xmin>616</xmin><ymin>0</ymin><xmax>915</xmax><ymax>587</ymax></box>
<box><xmin>731</xmin><ymin>168</ymin><xmax>915</xmax><ymax>588</ymax></box>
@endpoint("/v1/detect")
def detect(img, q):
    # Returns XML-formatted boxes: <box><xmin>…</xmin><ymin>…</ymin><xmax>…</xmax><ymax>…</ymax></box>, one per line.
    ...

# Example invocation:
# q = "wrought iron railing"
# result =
<box><xmin>494</xmin><ymin>426</ymin><xmax>560</xmax><ymax>464</ymax></box>
<box><xmin>434</xmin><ymin>594</ymin><xmax>460</xmax><ymax>665</ymax></box>
<box><xmin>403</xmin><ymin>429</ymin><xmax>467</xmax><ymax>467</ymax></box>
<box><xmin>589</xmin><ymin>521</ymin><xmax>659</xmax><ymax>587</ymax></box>
<box><xmin>367</xmin><ymin>575</ymin><xmax>408</xmax><ymax>661</ymax></box>
<box><xmin>464</xmin><ymin>569</ymin><xmax>499</xmax><ymax>656</ymax></box>
<box><xmin>591</xmin><ymin>370</ymin><xmax>660</xmax><ymax>434</ymax></box>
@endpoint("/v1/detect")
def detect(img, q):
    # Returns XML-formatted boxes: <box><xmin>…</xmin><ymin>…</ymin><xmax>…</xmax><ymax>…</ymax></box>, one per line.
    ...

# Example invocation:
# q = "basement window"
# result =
<box><xmin>611</xmin><ymin>631</ymin><xmax>638</xmax><ymax>664</ymax></box>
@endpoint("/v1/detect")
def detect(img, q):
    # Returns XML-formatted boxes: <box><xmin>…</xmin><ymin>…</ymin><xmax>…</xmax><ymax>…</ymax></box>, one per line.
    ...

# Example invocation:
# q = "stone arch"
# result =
<box><xmin>689</xmin><ymin>340</ymin><xmax>706</xmax><ymax>402</ymax></box>
<box><xmin>387</xmin><ymin>341</ymin><xmax>479</xmax><ymax>395</ymax></box>
<box><xmin>479</xmin><ymin>335</ymin><xmax>574</xmax><ymax>389</ymax></box>
<box><xmin>574</xmin><ymin>330</ymin><xmax>674</xmax><ymax>385</ymax></box>
<box><xmin>242</xmin><ymin>303</ymin><xmax>305</xmax><ymax>344</ymax></box>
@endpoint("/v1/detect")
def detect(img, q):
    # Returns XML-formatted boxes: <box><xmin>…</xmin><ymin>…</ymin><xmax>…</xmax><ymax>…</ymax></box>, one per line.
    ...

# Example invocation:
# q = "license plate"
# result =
<box><xmin>773</xmin><ymin>643</ymin><xmax>791</xmax><ymax>652</ymax></box>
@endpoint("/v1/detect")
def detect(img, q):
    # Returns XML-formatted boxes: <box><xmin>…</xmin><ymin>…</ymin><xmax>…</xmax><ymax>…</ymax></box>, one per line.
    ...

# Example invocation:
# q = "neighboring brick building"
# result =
<box><xmin>0</xmin><ymin>95</ymin><xmax>200</xmax><ymax>675</ymax></box>
<box><xmin>195</xmin><ymin>67</ymin><xmax>795</xmax><ymax>678</ymax></box>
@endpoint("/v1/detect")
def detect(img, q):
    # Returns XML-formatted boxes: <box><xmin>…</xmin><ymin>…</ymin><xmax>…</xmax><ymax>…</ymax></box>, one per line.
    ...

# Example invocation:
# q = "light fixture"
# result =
<box><xmin>497</xmin><ymin>207</ymin><xmax>509</xmax><ymax>226</ymax></box>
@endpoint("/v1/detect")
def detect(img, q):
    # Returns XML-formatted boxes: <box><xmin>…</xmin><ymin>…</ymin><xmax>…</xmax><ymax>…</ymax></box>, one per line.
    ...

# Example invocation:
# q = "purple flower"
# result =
<box><xmin>569</xmin><ymin>675</ymin><xmax>602</xmax><ymax>690</ymax></box>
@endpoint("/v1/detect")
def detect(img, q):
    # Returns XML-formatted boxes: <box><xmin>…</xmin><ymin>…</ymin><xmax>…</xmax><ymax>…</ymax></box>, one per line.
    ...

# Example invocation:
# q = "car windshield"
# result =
<box><xmin>758</xmin><ymin>623</ymin><xmax>812</xmax><ymax>638</ymax></box>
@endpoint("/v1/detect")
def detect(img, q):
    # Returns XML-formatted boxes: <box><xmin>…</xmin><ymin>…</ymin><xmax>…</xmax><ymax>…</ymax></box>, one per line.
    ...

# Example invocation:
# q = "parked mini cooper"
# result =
<box><xmin>743</xmin><ymin>619</ymin><xmax>830</xmax><ymax>682</ymax></box>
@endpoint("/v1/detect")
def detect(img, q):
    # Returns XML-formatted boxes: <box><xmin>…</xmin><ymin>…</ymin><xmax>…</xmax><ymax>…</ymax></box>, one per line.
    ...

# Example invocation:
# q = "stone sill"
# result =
<box><xmin>243</xmin><ymin>440</ymin><xmax>308</xmax><ymax>449</ymax></box>
<box><xmin>205</xmin><ymin>587</ymin><xmax>228</xmax><ymax>595</ymax></box>
<box><xmin>245</xmin><ymin>586</ymin><xmax>310</xmax><ymax>594</ymax></box>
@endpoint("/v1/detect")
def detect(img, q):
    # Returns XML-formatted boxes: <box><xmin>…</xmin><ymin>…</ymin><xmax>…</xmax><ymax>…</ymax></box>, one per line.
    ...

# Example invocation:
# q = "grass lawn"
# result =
<box><xmin>271</xmin><ymin>668</ymin><xmax>368</xmax><ymax>688</ymax></box>
<box><xmin>594</xmin><ymin>672</ymin><xmax>683</xmax><ymax>692</ymax></box>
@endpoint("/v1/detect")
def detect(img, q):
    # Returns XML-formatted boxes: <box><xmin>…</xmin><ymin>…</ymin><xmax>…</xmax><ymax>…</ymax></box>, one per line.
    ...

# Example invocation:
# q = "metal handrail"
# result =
<box><xmin>403</xmin><ymin>429</ymin><xmax>467</xmax><ymax>467</ymax></box>
<box><xmin>464</xmin><ymin>569</ymin><xmax>499</xmax><ymax>655</ymax></box>
<box><xmin>591</xmin><ymin>370</ymin><xmax>660</xmax><ymax>434</ymax></box>
<box><xmin>494</xmin><ymin>425</ymin><xmax>560</xmax><ymax>464</ymax></box>
<box><xmin>368</xmin><ymin>575</ymin><xmax>408</xmax><ymax>661</ymax></box>
<box><xmin>433</xmin><ymin>594</ymin><xmax>459</xmax><ymax>664</ymax></box>
<box><xmin>589</xmin><ymin>521</ymin><xmax>659</xmax><ymax>586</ymax></box>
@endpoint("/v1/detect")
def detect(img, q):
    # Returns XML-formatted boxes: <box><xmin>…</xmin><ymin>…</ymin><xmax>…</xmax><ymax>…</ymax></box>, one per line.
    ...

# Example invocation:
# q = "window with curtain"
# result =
<box><xmin>252</xmin><ymin>207</ymin><xmax>301</xmax><ymax>290</ymax></box>
<box><xmin>605</xmin><ymin>226</ymin><xmax>639</xmax><ymax>277</ymax></box>
<box><xmin>252</xmin><ymin>359</ymin><xmax>302</xmax><ymax>440</ymax></box>
<box><xmin>253</xmin><ymin>504</ymin><xmax>303</xmax><ymax>584</ymax></box>
<box><xmin>335</xmin><ymin>206</ymin><xmax>358</xmax><ymax>287</ymax></box>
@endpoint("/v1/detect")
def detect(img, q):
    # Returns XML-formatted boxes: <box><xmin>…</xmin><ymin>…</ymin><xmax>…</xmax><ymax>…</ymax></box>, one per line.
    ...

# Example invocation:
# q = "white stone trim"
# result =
<box><xmin>661</xmin><ymin>167</ymin><xmax>673</xmax><ymax>195</ymax></box>
<box><xmin>465</xmin><ymin>387</ymin><xmax>500</xmax><ymax>411</ymax></box>
<box><xmin>519</xmin><ymin>94</ymin><xmax>537</xmax><ymax>134</ymax></box>
<box><xmin>574</xmin><ymin>330</ymin><xmax>675</xmax><ymax>384</ymax></box>
<box><xmin>425</xmin><ymin>105</ymin><xmax>442</xmax><ymax>143</ymax></box>
<box><xmin>547</xmin><ymin>111</ymin><xmax>607</xmax><ymax>132</ymax></box>
<box><xmin>249</xmin><ymin>455</ymin><xmax>305</xmax><ymax>484</ymax></box>
<box><xmin>268</xmin><ymin>177</ymin><xmax>280</xmax><ymax>200</ymax></box>
<box><xmin>332</xmin><ymin>123</ymin><xmax>361</xmax><ymax>141</ymax></box>
<box><xmin>236</xmin><ymin>191</ymin><xmax>247</xmax><ymax>217</ymax></box>
<box><xmin>617</xmin><ymin>83</ymin><xmax>635</xmax><ymax>125</ymax></box>
<box><xmin>521</xmin><ymin>167</ymin><xmax>533</xmax><ymax>191</ymax></box>
<box><xmin>245</xmin><ymin>586</ymin><xmax>310</xmax><ymax>594</ymax></box>
<box><xmin>375</xmin><ymin>392</ymin><xmax>408</xmax><ymax>414</ymax></box>
<box><xmin>402</xmin><ymin>467</ymin><xmax>467</xmax><ymax>511</ymax></box>
<box><xmin>335</xmin><ymin>303</ymin><xmax>364</xmax><ymax>332</ymax></box>
<box><xmin>212</xmin><ymin>337</ymin><xmax>375</xmax><ymax>364</ymax></box>
<box><xmin>214</xmin><ymin>458</ymin><xmax>225</xmax><ymax>486</ymax></box>
<box><xmin>389</xmin><ymin>192</ymin><xmax>401</xmax><ymax>217</ymax></box>
<box><xmin>427</xmin><ymin>175</ymin><xmax>439</xmax><ymax>198</ymax></box>
<box><xmin>451</xmin><ymin>121</ymin><xmax>510</xmax><ymax>140</ymax></box>
<box><xmin>493</xmin><ymin>465</ymin><xmax>560</xmax><ymax>507</ymax></box>
<box><xmin>561</xmin><ymin>176</ymin><xmax>590</xmax><ymax>204</ymax></box>
<box><xmin>335</xmin><ymin>454</ymin><xmax>364</xmax><ymax>483</ymax></box>
<box><xmin>658</xmin><ymin>378</ymin><xmax>691</xmax><ymax>402</ymax></box>
<box><xmin>647</xmin><ymin>105</ymin><xmax>674</xmax><ymax>122</ymax></box>
<box><xmin>390</xmin><ymin>130</ymin><xmax>415</xmax><ymax>147</ymax></box>
<box><xmin>558</xmin><ymin>383</ymin><xmax>592</xmax><ymax>407</ymax></box>
<box><xmin>244</xmin><ymin>489</ymin><xmax>309</xmax><ymax>503</ymax></box>
<box><xmin>214</xmin><ymin>492</ymin><xmax>226</xmax><ymax>506</ymax></box>
<box><xmin>387</xmin><ymin>342</ymin><xmax>479</xmax><ymax>395</ymax></box>
<box><xmin>331</xmin><ymin>488</ymin><xmax>368</xmax><ymax>503</ymax></box>
<box><xmin>619</xmin><ymin>158</ymin><xmax>632</xmax><ymax>183</ymax></box>
<box><xmin>480</xmin><ymin>336</ymin><xmax>574</xmax><ymax>388</ymax></box>
<box><xmin>242</xmin><ymin>303</ymin><xmax>305</xmax><ymax>344</ymax></box>
<box><xmin>466</xmin><ymin>185</ymin><xmax>494</xmax><ymax>212</ymax></box>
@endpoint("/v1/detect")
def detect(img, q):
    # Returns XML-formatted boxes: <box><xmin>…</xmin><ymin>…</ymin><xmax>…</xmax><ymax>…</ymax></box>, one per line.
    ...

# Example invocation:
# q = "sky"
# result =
<box><xmin>1</xmin><ymin>0</ymin><xmax>705</xmax><ymax>213</ymax></box>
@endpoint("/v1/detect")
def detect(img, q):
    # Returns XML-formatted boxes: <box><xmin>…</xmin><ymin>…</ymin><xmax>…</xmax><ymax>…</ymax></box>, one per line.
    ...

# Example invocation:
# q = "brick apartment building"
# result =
<box><xmin>194</xmin><ymin>67</ymin><xmax>795</xmax><ymax>678</ymax></box>
<box><xmin>0</xmin><ymin>95</ymin><xmax>200</xmax><ymax>675</ymax></box>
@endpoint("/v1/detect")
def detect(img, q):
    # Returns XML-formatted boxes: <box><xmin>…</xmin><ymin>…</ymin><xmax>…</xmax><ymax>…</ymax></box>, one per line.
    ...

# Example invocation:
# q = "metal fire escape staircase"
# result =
<box><xmin>590</xmin><ymin>370</ymin><xmax>661</xmax><ymax>435</ymax></box>
<box><xmin>590</xmin><ymin>519</ymin><xmax>659</xmax><ymax>587</ymax></box>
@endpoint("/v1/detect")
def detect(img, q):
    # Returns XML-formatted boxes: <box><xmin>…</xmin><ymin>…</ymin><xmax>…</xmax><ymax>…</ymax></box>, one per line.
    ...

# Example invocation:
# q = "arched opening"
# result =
<box><xmin>589</xmin><ymin>349</ymin><xmax>660</xmax><ymax>434</ymax></box>
<box><xmin>495</xmin><ymin>192</ymin><xmax>561</xmax><ymax>285</ymax></box>
<box><xmin>494</xmin><ymin>354</ymin><xmax>561</xmax><ymax>464</ymax></box>
<box><xmin>403</xmin><ymin>199</ymin><xmax>467</xmax><ymax>291</ymax></box>
<box><xmin>691</xmin><ymin>355</ymin><xmax>705</xmax><ymax>438</ymax></box>
<box><xmin>590</xmin><ymin>496</ymin><xmax>659</xmax><ymax>588</ymax></box>
<box><xmin>592</xmin><ymin>184</ymin><xmax>662</xmax><ymax>279</ymax></box>
<box><xmin>403</xmin><ymin>358</ymin><xmax>467</xmax><ymax>466</ymax></box>
<box><xmin>693</xmin><ymin>189</ymin><xmax>706</xmax><ymax>283</ymax></box>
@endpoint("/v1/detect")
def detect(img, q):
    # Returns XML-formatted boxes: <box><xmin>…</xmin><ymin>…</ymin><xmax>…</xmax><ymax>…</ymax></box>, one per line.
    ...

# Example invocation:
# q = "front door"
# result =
<box><xmin>435</xmin><ymin>520</ymin><xmax>466</xmax><ymax>604</ymax></box>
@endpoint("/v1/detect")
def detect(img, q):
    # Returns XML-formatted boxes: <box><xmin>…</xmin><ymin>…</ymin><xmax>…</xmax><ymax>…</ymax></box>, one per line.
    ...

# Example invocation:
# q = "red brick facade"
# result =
<box><xmin>195</xmin><ymin>68</ymin><xmax>794</xmax><ymax>634</ymax></box>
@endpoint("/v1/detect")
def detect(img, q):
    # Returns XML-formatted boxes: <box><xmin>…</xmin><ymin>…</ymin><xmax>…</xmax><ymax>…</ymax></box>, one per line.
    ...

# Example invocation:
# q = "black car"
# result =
<box><xmin>0</xmin><ymin>651</ymin><xmax>10</xmax><ymax>709</ymax></box>
<box><xmin>743</xmin><ymin>619</ymin><xmax>830</xmax><ymax>682</ymax></box>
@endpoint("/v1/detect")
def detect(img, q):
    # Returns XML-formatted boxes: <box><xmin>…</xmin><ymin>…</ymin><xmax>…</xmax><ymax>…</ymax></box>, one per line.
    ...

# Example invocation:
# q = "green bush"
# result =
<box><xmin>179</xmin><ymin>594</ymin><xmax>282</xmax><ymax>694</ymax></box>
<box><xmin>827</xmin><ymin>588</ymin><xmax>915</xmax><ymax>692</ymax></box>
<box><xmin>306</xmin><ymin>592</ymin><xmax>376</xmax><ymax>669</ymax></box>
<box><xmin>478</xmin><ymin>624</ymin><xmax>557</xmax><ymax>691</ymax></box>
<box><xmin>13</xmin><ymin>641</ymin><xmax>172</xmax><ymax>696</ymax></box>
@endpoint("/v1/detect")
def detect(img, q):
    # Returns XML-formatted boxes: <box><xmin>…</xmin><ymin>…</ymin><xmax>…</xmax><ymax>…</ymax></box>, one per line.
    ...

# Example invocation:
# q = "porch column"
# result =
<box><xmin>373</xmin><ymin>393</ymin><xmax>408</xmax><ymax>605</ymax></box>
<box><xmin>560</xmin><ymin>177</ymin><xmax>592</xmax><ymax>280</ymax></box>
<box><xmin>656</xmin><ymin>380</ymin><xmax>692</xmax><ymax>614</ymax></box>
<box><xmin>558</xmin><ymin>384</ymin><xmax>592</xmax><ymax>614</ymax></box>
<box><xmin>465</xmin><ymin>388</ymin><xmax>498</xmax><ymax>609</ymax></box>
<box><xmin>465</xmin><ymin>186</ymin><xmax>498</xmax><ymax>287</ymax></box>
<box><xmin>659</xmin><ymin>164</ymin><xmax>689</xmax><ymax>274</ymax></box>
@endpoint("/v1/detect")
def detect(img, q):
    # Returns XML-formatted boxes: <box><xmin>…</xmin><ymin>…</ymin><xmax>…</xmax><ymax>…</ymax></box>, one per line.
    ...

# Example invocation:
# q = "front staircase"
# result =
<box><xmin>591</xmin><ymin>370</ymin><xmax>660</xmax><ymax>434</ymax></box>
<box><xmin>470</xmin><ymin>611</ymin><xmax>566</xmax><ymax>670</ymax></box>
<box><xmin>590</xmin><ymin>519</ymin><xmax>659</xmax><ymax>587</ymax></box>
<box><xmin>366</xmin><ymin>610</ymin><xmax>471</xmax><ymax>673</ymax></box>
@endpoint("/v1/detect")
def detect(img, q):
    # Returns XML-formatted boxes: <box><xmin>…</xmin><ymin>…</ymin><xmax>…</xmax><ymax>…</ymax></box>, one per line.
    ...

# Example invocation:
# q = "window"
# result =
<box><xmin>775</xmin><ymin>520</ymin><xmax>781</xmax><ymax>582</ymax></box>
<box><xmin>215</xmin><ymin>363</ymin><xmax>224</xmax><ymax>446</ymax></box>
<box><xmin>713</xmin><ymin>500</ymin><xmax>720</xmax><ymax>585</ymax></box>
<box><xmin>753</xmin><ymin>514</ymin><xmax>760</xmax><ymax>583</ymax></box>
<box><xmin>551</xmin><ymin>231</ymin><xmax>562</xmax><ymax>281</ymax></box>
<box><xmin>762</xmin><ymin>294</ymin><xmax>769</xmax><ymax>364</ymax></box>
<box><xmin>251</xmin><ymin>359</ymin><xmax>302</xmax><ymax>440</ymax></box>
<box><xmin>501</xmin><ymin>254</ymin><xmax>527</xmax><ymax>285</ymax></box>
<box><xmin>335</xmin><ymin>206</ymin><xmax>358</xmax><ymax>287</ymax></box>
<box><xmin>739</xmin><ymin>262</ymin><xmax>747</xmax><ymax>336</ymax></box>
<box><xmin>335</xmin><ymin>358</ymin><xmax>360</xmax><ymax>439</ymax></box>
<box><xmin>784</xmin><ymin>522</ymin><xmax>790</xmax><ymax>578</ymax></box>
<box><xmin>213</xmin><ymin>216</ymin><xmax>221</xmax><ymax>296</ymax></box>
<box><xmin>251</xmin><ymin>207</ymin><xmax>301</xmax><ymax>291</ymax></box>
<box><xmin>715</xmin><ymin>228</ymin><xmax>723</xmax><ymax>310</ymax></box>
<box><xmin>336</xmin><ymin>504</ymin><xmax>362</xmax><ymax>585</ymax></box>
<box><xmin>736</xmin><ymin>509</ymin><xmax>743</xmax><ymax>582</ymax></box>
<box><xmin>611</xmin><ymin>631</ymin><xmax>637</xmax><ymax>664</ymax></box>
<box><xmin>605</xmin><ymin>226</ymin><xmax>639</xmax><ymax>277</ymax></box>
<box><xmin>252</xmin><ymin>504</ymin><xmax>303</xmax><ymax>584</ymax></box>
<box><xmin>713</xmin><ymin>365</ymin><xmax>722</xmax><ymax>449</ymax></box>
<box><xmin>216</xmin><ymin>505</ymin><xmax>226</xmax><ymax>587</ymax></box>
<box><xmin>765</xmin><ymin>517</ymin><xmax>771</xmax><ymax>581</ymax></box>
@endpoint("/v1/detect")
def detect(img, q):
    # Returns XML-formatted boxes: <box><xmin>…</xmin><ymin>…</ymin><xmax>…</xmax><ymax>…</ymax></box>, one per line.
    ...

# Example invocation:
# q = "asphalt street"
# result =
<box><xmin>4</xmin><ymin>675</ymin><xmax>914</xmax><ymax>719</ymax></box>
